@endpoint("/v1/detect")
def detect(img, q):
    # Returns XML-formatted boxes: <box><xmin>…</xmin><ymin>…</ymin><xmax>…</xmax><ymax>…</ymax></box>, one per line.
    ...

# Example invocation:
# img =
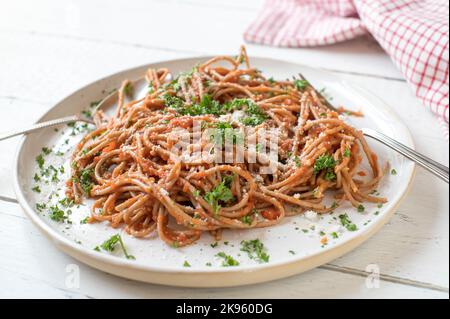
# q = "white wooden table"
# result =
<box><xmin>0</xmin><ymin>0</ymin><xmax>448</xmax><ymax>299</ymax></box>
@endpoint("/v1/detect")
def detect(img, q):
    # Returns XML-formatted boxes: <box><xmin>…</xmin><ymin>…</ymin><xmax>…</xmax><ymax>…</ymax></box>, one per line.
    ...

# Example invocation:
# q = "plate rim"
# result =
<box><xmin>12</xmin><ymin>55</ymin><xmax>416</xmax><ymax>286</ymax></box>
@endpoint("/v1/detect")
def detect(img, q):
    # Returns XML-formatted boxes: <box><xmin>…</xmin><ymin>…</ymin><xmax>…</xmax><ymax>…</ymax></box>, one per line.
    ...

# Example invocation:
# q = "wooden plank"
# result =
<box><xmin>0</xmin><ymin>0</ymin><xmax>403</xmax><ymax>79</ymax></box>
<box><xmin>0</xmin><ymin>203</ymin><xmax>446</xmax><ymax>298</ymax></box>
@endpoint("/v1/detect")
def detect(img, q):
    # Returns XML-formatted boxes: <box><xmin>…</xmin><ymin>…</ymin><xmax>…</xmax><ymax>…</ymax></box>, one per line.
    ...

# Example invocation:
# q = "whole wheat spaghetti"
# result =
<box><xmin>67</xmin><ymin>46</ymin><xmax>387</xmax><ymax>247</ymax></box>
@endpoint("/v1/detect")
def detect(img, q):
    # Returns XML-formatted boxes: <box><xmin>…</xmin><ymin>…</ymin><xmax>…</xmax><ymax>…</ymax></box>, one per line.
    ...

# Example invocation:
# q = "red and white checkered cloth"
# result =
<box><xmin>244</xmin><ymin>0</ymin><xmax>449</xmax><ymax>140</ymax></box>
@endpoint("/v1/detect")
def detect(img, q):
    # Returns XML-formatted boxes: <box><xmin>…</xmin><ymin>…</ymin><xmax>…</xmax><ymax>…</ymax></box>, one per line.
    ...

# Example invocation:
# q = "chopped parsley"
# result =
<box><xmin>204</xmin><ymin>176</ymin><xmax>235</xmax><ymax>213</ymax></box>
<box><xmin>240</xmin><ymin>239</ymin><xmax>269</xmax><ymax>263</ymax></box>
<box><xmin>293</xmin><ymin>79</ymin><xmax>309</xmax><ymax>91</ymax></box>
<box><xmin>42</xmin><ymin>147</ymin><xmax>51</xmax><ymax>155</ymax></box>
<box><xmin>222</xmin><ymin>98</ymin><xmax>251</xmax><ymax>112</ymax></box>
<box><xmin>210</xmin><ymin>242</ymin><xmax>219</xmax><ymax>248</ymax></box>
<box><xmin>31</xmin><ymin>185</ymin><xmax>41</xmax><ymax>193</ymax></box>
<box><xmin>216</xmin><ymin>252</ymin><xmax>239</xmax><ymax>267</ymax></box>
<box><xmin>81</xmin><ymin>109</ymin><xmax>93</xmax><ymax>119</ymax></box>
<box><xmin>183</xmin><ymin>261</ymin><xmax>191</xmax><ymax>267</ymax></box>
<box><xmin>48</xmin><ymin>205</ymin><xmax>67</xmax><ymax>222</ymax></box>
<box><xmin>68</xmin><ymin>122</ymin><xmax>91</xmax><ymax>136</ymax></box>
<box><xmin>80</xmin><ymin>216</ymin><xmax>89</xmax><ymax>224</ymax></box>
<box><xmin>36</xmin><ymin>154</ymin><xmax>45</xmax><ymax>169</ymax></box>
<box><xmin>58</xmin><ymin>197</ymin><xmax>74</xmax><ymax>208</ymax></box>
<box><xmin>289</xmin><ymin>250</ymin><xmax>296</xmax><ymax>255</ymax></box>
<box><xmin>344</xmin><ymin>148</ymin><xmax>351</xmax><ymax>158</ymax></box>
<box><xmin>314</xmin><ymin>154</ymin><xmax>336</xmax><ymax>174</ymax></box>
<box><xmin>241</xmin><ymin>214</ymin><xmax>252</xmax><ymax>225</ymax></box>
<box><xmin>36</xmin><ymin>202</ymin><xmax>46</xmax><ymax>212</ymax></box>
<box><xmin>391</xmin><ymin>168</ymin><xmax>397</xmax><ymax>175</ymax></box>
<box><xmin>314</xmin><ymin>154</ymin><xmax>336</xmax><ymax>181</ymax></box>
<box><xmin>95</xmin><ymin>234</ymin><xmax>135</xmax><ymax>260</ymax></box>
<box><xmin>79</xmin><ymin>168</ymin><xmax>95</xmax><ymax>195</ymax></box>
<box><xmin>324</xmin><ymin>170</ymin><xmax>337</xmax><ymax>181</ymax></box>
<box><xmin>339</xmin><ymin>214</ymin><xmax>358</xmax><ymax>232</ymax></box>
<box><xmin>165</xmin><ymin>94</ymin><xmax>223</xmax><ymax>116</ymax></box>
<box><xmin>357</xmin><ymin>204</ymin><xmax>365</xmax><ymax>213</ymax></box>
<box><xmin>241</xmin><ymin>101</ymin><xmax>268</xmax><ymax>126</ymax></box>
<box><xmin>124</xmin><ymin>82</ymin><xmax>134</xmax><ymax>97</ymax></box>
<box><xmin>210</xmin><ymin>122</ymin><xmax>243</xmax><ymax>146</ymax></box>
<box><xmin>293</xmin><ymin>156</ymin><xmax>302</xmax><ymax>167</ymax></box>
<box><xmin>90</xmin><ymin>100</ymin><xmax>101</xmax><ymax>108</ymax></box>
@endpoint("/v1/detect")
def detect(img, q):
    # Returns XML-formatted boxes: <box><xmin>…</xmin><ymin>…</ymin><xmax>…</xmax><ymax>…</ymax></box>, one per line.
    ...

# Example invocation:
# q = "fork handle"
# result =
<box><xmin>363</xmin><ymin>128</ymin><xmax>449</xmax><ymax>183</ymax></box>
<box><xmin>0</xmin><ymin>115</ymin><xmax>83</xmax><ymax>141</ymax></box>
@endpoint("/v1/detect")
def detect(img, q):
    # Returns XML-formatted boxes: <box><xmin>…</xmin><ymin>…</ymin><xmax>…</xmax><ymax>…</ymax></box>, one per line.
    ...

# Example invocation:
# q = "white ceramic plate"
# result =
<box><xmin>13</xmin><ymin>56</ymin><xmax>415</xmax><ymax>287</ymax></box>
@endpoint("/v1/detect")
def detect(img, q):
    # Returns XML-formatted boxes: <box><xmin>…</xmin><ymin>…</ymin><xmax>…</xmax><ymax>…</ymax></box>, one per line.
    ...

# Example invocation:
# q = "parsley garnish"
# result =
<box><xmin>293</xmin><ymin>79</ymin><xmax>309</xmax><ymax>91</ymax></box>
<box><xmin>124</xmin><ymin>82</ymin><xmax>134</xmax><ymax>97</ymax></box>
<box><xmin>79</xmin><ymin>168</ymin><xmax>94</xmax><ymax>195</ymax></box>
<box><xmin>391</xmin><ymin>168</ymin><xmax>397</xmax><ymax>175</ymax></box>
<box><xmin>58</xmin><ymin>197</ymin><xmax>74</xmax><ymax>208</ymax></box>
<box><xmin>42</xmin><ymin>147</ymin><xmax>51</xmax><ymax>155</ymax></box>
<box><xmin>36</xmin><ymin>154</ymin><xmax>45</xmax><ymax>169</ymax></box>
<box><xmin>166</xmin><ymin>94</ymin><xmax>224</xmax><ymax>116</ymax></box>
<box><xmin>183</xmin><ymin>261</ymin><xmax>191</xmax><ymax>267</ymax></box>
<box><xmin>339</xmin><ymin>214</ymin><xmax>358</xmax><ymax>231</ymax></box>
<box><xmin>31</xmin><ymin>185</ymin><xmax>41</xmax><ymax>193</ymax></box>
<box><xmin>81</xmin><ymin>109</ymin><xmax>93</xmax><ymax>119</ymax></box>
<box><xmin>95</xmin><ymin>234</ymin><xmax>135</xmax><ymax>260</ymax></box>
<box><xmin>344</xmin><ymin>148</ymin><xmax>351</xmax><ymax>158</ymax></box>
<box><xmin>241</xmin><ymin>215</ymin><xmax>252</xmax><ymax>225</ymax></box>
<box><xmin>216</xmin><ymin>252</ymin><xmax>239</xmax><ymax>267</ymax></box>
<box><xmin>36</xmin><ymin>203</ymin><xmax>46</xmax><ymax>212</ymax></box>
<box><xmin>210</xmin><ymin>122</ymin><xmax>243</xmax><ymax>146</ymax></box>
<box><xmin>314</xmin><ymin>154</ymin><xmax>336</xmax><ymax>174</ymax></box>
<box><xmin>204</xmin><ymin>176</ymin><xmax>235</xmax><ymax>213</ymax></box>
<box><xmin>314</xmin><ymin>154</ymin><xmax>336</xmax><ymax>181</ymax></box>
<box><xmin>48</xmin><ymin>205</ymin><xmax>66</xmax><ymax>222</ymax></box>
<box><xmin>241</xmin><ymin>101</ymin><xmax>268</xmax><ymax>126</ymax></box>
<box><xmin>240</xmin><ymin>239</ymin><xmax>269</xmax><ymax>263</ymax></box>
<box><xmin>210</xmin><ymin>242</ymin><xmax>219</xmax><ymax>248</ymax></box>
<box><xmin>357</xmin><ymin>204</ymin><xmax>365</xmax><ymax>213</ymax></box>
<box><xmin>293</xmin><ymin>156</ymin><xmax>302</xmax><ymax>167</ymax></box>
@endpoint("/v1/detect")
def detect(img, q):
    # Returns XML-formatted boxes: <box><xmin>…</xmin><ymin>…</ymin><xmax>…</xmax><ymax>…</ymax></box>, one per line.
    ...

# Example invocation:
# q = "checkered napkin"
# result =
<box><xmin>244</xmin><ymin>0</ymin><xmax>449</xmax><ymax>140</ymax></box>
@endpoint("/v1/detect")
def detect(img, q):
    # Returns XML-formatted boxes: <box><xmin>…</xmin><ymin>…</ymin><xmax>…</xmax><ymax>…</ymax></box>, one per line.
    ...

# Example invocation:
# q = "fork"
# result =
<box><xmin>0</xmin><ymin>89</ymin><xmax>117</xmax><ymax>142</ymax></box>
<box><xmin>299</xmin><ymin>74</ymin><xmax>449</xmax><ymax>184</ymax></box>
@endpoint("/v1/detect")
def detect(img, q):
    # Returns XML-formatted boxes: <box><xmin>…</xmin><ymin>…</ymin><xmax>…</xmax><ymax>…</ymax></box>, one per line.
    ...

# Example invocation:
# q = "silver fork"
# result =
<box><xmin>299</xmin><ymin>74</ymin><xmax>449</xmax><ymax>184</ymax></box>
<box><xmin>0</xmin><ymin>78</ymin><xmax>148</xmax><ymax>142</ymax></box>
<box><xmin>0</xmin><ymin>114</ymin><xmax>93</xmax><ymax>141</ymax></box>
<box><xmin>0</xmin><ymin>88</ymin><xmax>118</xmax><ymax>142</ymax></box>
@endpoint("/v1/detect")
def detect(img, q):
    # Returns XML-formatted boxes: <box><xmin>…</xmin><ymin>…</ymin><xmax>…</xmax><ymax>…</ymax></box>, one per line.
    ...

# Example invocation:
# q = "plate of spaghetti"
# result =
<box><xmin>13</xmin><ymin>46</ymin><xmax>415</xmax><ymax>287</ymax></box>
